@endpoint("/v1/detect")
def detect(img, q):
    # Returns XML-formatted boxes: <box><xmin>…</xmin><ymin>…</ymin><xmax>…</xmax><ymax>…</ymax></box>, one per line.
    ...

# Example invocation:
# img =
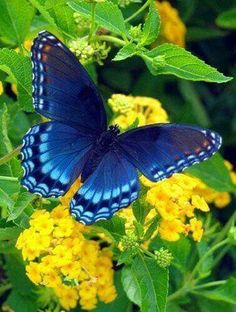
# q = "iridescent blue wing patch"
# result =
<box><xmin>31</xmin><ymin>31</ymin><xmax>107</xmax><ymax>133</ymax></box>
<box><xmin>118</xmin><ymin>124</ymin><xmax>222</xmax><ymax>182</ymax></box>
<box><xmin>70</xmin><ymin>150</ymin><xmax>140</xmax><ymax>225</ymax></box>
<box><xmin>21</xmin><ymin>121</ymin><xmax>95</xmax><ymax>197</ymax></box>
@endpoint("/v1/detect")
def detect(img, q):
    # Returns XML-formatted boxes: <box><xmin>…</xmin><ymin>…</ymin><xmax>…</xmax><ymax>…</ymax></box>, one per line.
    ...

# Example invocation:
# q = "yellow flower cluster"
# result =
<box><xmin>16</xmin><ymin>180</ymin><xmax>116</xmax><ymax>311</ymax></box>
<box><xmin>108</xmin><ymin>94</ymin><xmax>169</xmax><ymax>129</ymax></box>
<box><xmin>155</xmin><ymin>1</ymin><xmax>186</xmax><ymax>47</ymax></box>
<box><xmin>141</xmin><ymin>174</ymin><xmax>210</xmax><ymax>242</ymax></box>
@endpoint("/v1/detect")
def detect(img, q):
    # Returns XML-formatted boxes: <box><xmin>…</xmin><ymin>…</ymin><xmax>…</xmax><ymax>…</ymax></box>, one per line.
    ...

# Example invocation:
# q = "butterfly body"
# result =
<box><xmin>81</xmin><ymin>125</ymin><xmax>120</xmax><ymax>182</ymax></box>
<box><xmin>21</xmin><ymin>31</ymin><xmax>222</xmax><ymax>225</ymax></box>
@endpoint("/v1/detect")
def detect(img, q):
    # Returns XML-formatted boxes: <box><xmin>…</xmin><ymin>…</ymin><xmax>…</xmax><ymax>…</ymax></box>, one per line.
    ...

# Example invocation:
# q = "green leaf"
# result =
<box><xmin>141</xmin><ymin>2</ymin><xmax>160</xmax><ymax>45</ymax></box>
<box><xmin>113</xmin><ymin>43</ymin><xmax>137</xmax><ymax>61</ymax></box>
<box><xmin>216</xmin><ymin>8</ymin><xmax>236</xmax><ymax>29</ymax></box>
<box><xmin>196</xmin><ymin>278</ymin><xmax>236</xmax><ymax>304</ymax></box>
<box><xmin>0</xmin><ymin>49</ymin><xmax>32</xmax><ymax>111</ymax></box>
<box><xmin>197</xmin><ymin>240</ymin><xmax>213</xmax><ymax>277</ymax></box>
<box><xmin>45</xmin><ymin>0</ymin><xmax>78</xmax><ymax>36</ymax></box>
<box><xmin>4</xmin><ymin>290</ymin><xmax>38</xmax><ymax>312</ymax></box>
<box><xmin>186</xmin><ymin>153</ymin><xmax>236</xmax><ymax>193</ymax></box>
<box><xmin>96</xmin><ymin>215</ymin><xmax>126</xmax><ymax>242</ymax></box>
<box><xmin>132</xmin><ymin>185</ymin><xmax>150</xmax><ymax>224</ymax></box>
<box><xmin>0</xmin><ymin>0</ymin><xmax>35</xmax><ymax>46</ymax></box>
<box><xmin>8</xmin><ymin>190</ymin><xmax>35</xmax><ymax>221</ymax></box>
<box><xmin>117</xmin><ymin>248</ymin><xmax>135</xmax><ymax>265</ymax></box>
<box><xmin>143</xmin><ymin>43</ymin><xmax>232</xmax><ymax>83</ymax></box>
<box><xmin>122</xmin><ymin>253</ymin><xmax>169</xmax><ymax>312</ymax></box>
<box><xmin>0</xmin><ymin>226</ymin><xmax>21</xmax><ymax>241</ymax></box>
<box><xmin>143</xmin><ymin>216</ymin><xmax>159</xmax><ymax>241</ymax></box>
<box><xmin>68</xmin><ymin>1</ymin><xmax>127</xmax><ymax>36</ymax></box>
<box><xmin>28</xmin><ymin>0</ymin><xmax>59</xmax><ymax>32</ymax></box>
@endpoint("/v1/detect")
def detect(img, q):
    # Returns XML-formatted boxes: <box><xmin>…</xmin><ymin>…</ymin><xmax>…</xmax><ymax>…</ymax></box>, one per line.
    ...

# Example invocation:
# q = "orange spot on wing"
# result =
<box><xmin>202</xmin><ymin>140</ymin><xmax>210</xmax><ymax>147</ymax></box>
<box><xmin>41</xmin><ymin>54</ymin><xmax>48</xmax><ymax>61</ymax></box>
<box><xmin>195</xmin><ymin>147</ymin><xmax>202</xmax><ymax>154</ymax></box>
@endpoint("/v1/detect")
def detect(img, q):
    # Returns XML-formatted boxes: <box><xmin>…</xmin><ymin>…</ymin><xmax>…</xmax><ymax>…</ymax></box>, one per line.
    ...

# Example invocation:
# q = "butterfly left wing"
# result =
<box><xmin>118</xmin><ymin>123</ymin><xmax>222</xmax><ymax>182</ymax></box>
<box><xmin>70</xmin><ymin>150</ymin><xmax>139</xmax><ymax>225</ymax></box>
<box><xmin>21</xmin><ymin>121</ymin><xmax>95</xmax><ymax>197</ymax></box>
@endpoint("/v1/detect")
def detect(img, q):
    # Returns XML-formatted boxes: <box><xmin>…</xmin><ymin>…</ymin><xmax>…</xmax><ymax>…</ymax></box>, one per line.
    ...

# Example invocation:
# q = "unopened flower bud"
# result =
<box><xmin>155</xmin><ymin>247</ymin><xmax>173</xmax><ymax>268</ymax></box>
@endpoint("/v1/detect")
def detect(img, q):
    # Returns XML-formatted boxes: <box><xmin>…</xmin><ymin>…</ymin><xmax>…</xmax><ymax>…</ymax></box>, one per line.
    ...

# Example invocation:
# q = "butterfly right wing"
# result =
<box><xmin>21</xmin><ymin>121</ymin><xmax>95</xmax><ymax>197</ymax></box>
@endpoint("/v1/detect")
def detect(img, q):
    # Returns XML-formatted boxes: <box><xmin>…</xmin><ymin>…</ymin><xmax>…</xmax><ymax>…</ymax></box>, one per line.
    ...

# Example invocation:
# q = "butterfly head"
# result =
<box><xmin>108</xmin><ymin>124</ymin><xmax>120</xmax><ymax>136</ymax></box>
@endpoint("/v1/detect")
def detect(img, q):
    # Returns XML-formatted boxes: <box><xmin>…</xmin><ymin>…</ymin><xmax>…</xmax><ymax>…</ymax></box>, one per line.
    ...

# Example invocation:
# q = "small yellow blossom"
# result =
<box><xmin>159</xmin><ymin>219</ymin><xmax>184</xmax><ymax>241</ymax></box>
<box><xmin>26</xmin><ymin>262</ymin><xmax>42</xmax><ymax>285</ymax></box>
<box><xmin>0</xmin><ymin>82</ymin><xmax>3</xmax><ymax>95</ymax></box>
<box><xmin>189</xmin><ymin>218</ymin><xmax>204</xmax><ymax>242</ymax></box>
<box><xmin>155</xmin><ymin>1</ymin><xmax>186</xmax><ymax>47</ymax></box>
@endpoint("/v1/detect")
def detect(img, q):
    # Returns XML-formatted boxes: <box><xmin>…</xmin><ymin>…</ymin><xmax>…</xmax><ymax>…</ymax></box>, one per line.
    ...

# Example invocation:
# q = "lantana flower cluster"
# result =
<box><xmin>16</xmin><ymin>181</ymin><xmax>116</xmax><ymax>311</ymax></box>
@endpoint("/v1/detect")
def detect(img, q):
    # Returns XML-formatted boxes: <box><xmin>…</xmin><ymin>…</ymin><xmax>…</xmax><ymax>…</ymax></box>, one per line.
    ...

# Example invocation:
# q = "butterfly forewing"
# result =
<box><xmin>31</xmin><ymin>31</ymin><xmax>107</xmax><ymax>133</ymax></box>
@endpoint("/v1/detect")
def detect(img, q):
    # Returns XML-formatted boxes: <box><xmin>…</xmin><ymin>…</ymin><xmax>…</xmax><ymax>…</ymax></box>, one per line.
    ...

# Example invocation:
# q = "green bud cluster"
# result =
<box><xmin>121</xmin><ymin>233</ymin><xmax>139</xmax><ymax>252</ymax></box>
<box><xmin>68</xmin><ymin>38</ymin><xmax>110</xmax><ymax>65</ymax></box>
<box><xmin>73</xmin><ymin>12</ymin><xmax>91</xmax><ymax>30</ymax></box>
<box><xmin>155</xmin><ymin>247</ymin><xmax>173</xmax><ymax>269</ymax></box>
<box><xmin>129</xmin><ymin>25</ymin><xmax>143</xmax><ymax>40</ymax></box>
<box><xmin>152</xmin><ymin>55</ymin><xmax>166</xmax><ymax>69</ymax></box>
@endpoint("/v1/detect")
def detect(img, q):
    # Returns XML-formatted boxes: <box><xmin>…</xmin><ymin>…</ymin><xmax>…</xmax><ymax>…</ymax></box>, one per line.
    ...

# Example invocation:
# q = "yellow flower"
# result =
<box><xmin>55</xmin><ymin>285</ymin><xmax>79</xmax><ymax>310</ymax></box>
<box><xmin>26</xmin><ymin>262</ymin><xmax>42</xmax><ymax>285</ymax></box>
<box><xmin>42</xmin><ymin>271</ymin><xmax>62</xmax><ymax>288</ymax></box>
<box><xmin>109</xmin><ymin>94</ymin><xmax>168</xmax><ymax>130</ymax></box>
<box><xmin>159</xmin><ymin>219</ymin><xmax>184</xmax><ymax>241</ymax></box>
<box><xmin>53</xmin><ymin>217</ymin><xmax>74</xmax><ymax>238</ymax></box>
<box><xmin>61</xmin><ymin>261</ymin><xmax>81</xmax><ymax>280</ymax></box>
<box><xmin>191</xmin><ymin>195</ymin><xmax>210</xmax><ymax>212</ymax></box>
<box><xmin>188</xmin><ymin>218</ymin><xmax>203</xmax><ymax>242</ymax></box>
<box><xmin>29</xmin><ymin>210</ymin><xmax>54</xmax><ymax>235</ymax></box>
<box><xmin>155</xmin><ymin>1</ymin><xmax>186</xmax><ymax>47</ymax></box>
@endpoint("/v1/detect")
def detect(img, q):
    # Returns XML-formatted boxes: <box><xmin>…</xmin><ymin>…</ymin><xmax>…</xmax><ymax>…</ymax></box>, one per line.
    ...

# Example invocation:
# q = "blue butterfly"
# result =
<box><xmin>21</xmin><ymin>31</ymin><xmax>222</xmax><ymax>225</ymax></box>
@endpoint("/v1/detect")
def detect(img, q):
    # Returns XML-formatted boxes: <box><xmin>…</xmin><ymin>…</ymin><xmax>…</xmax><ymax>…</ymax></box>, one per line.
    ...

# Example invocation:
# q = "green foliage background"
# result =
<box><xmin>0</xmin><ymin>0</ymin><xmax>235</xmax><ymax>311</ymax></box>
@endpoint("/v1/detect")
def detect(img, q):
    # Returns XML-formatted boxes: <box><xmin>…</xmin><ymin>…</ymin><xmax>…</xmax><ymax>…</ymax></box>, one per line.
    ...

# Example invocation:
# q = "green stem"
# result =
<box><xmin>168</xmin><ymin>284</ymin><xmax>189</xmax><ymax>302</ymax></box>
<box><xmin>211</xmin><ymin>244</ymin><xmax>230</xmax><ymax>268</ymax></box>
<box><xmin>97</xmin><ymin>35</ymin><xmax>126</xmax><ymax>46</ymax></box>
<box><xmin>192</xmin><ymin>280</ymin><xmax>226</xmax><ymax>291</ymax></box>
<box><xmin>0</xmin><ymin>145</ymin><xmax>22</xmax><ymax>166</ymax></box>
<box><xmin>125</xmin><ymin>0</ymin><xmax>152</xmax><ymax>23</ymax></box>
<box><xmin>89</xmin><ymin>3</ymin><xmax>96</xmax><ymax>41</ymax></box>
<box><xmin>0</xmin><ymin>176</ymin><xmax>18</xmax><ymax>182</ymax></box>
<box><xmin>191</xmin><ymin>238</ymin><xmax>229</xmax><ymax>279</ymax></box>
<box><xmin>140</xmin><ymin>246</ymin><xmax>156</xmax><ymax>259</ymax></box>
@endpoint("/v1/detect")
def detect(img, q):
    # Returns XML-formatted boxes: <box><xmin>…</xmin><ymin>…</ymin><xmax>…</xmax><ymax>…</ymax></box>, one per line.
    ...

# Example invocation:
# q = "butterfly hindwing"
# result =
<box><xmin>31</xmin><ymin>31</ymin><xmax>107</xmax><ymax>133</ymax></box>
<box><xmin>118</xmin><ymin>123</ymin><xmax>222</xmax><ymax>182</ymax></box>
<box><xmin>70</xmin><ymin>150</ymin><xmax>140</xmax><ymax>225</ymax></box>
<box><xmin>21</xmin><ymin>121</ymin><xmax>95</xmax><ymax>197</ymax></box>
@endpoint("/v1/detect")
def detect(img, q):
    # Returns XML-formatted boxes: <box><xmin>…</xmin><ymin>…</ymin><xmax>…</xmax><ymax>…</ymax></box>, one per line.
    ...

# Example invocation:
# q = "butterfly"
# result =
<box><xmin>21</xmin><ymin>31</ymin><xmax>222</xmax><ymax>225</ymax></box>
